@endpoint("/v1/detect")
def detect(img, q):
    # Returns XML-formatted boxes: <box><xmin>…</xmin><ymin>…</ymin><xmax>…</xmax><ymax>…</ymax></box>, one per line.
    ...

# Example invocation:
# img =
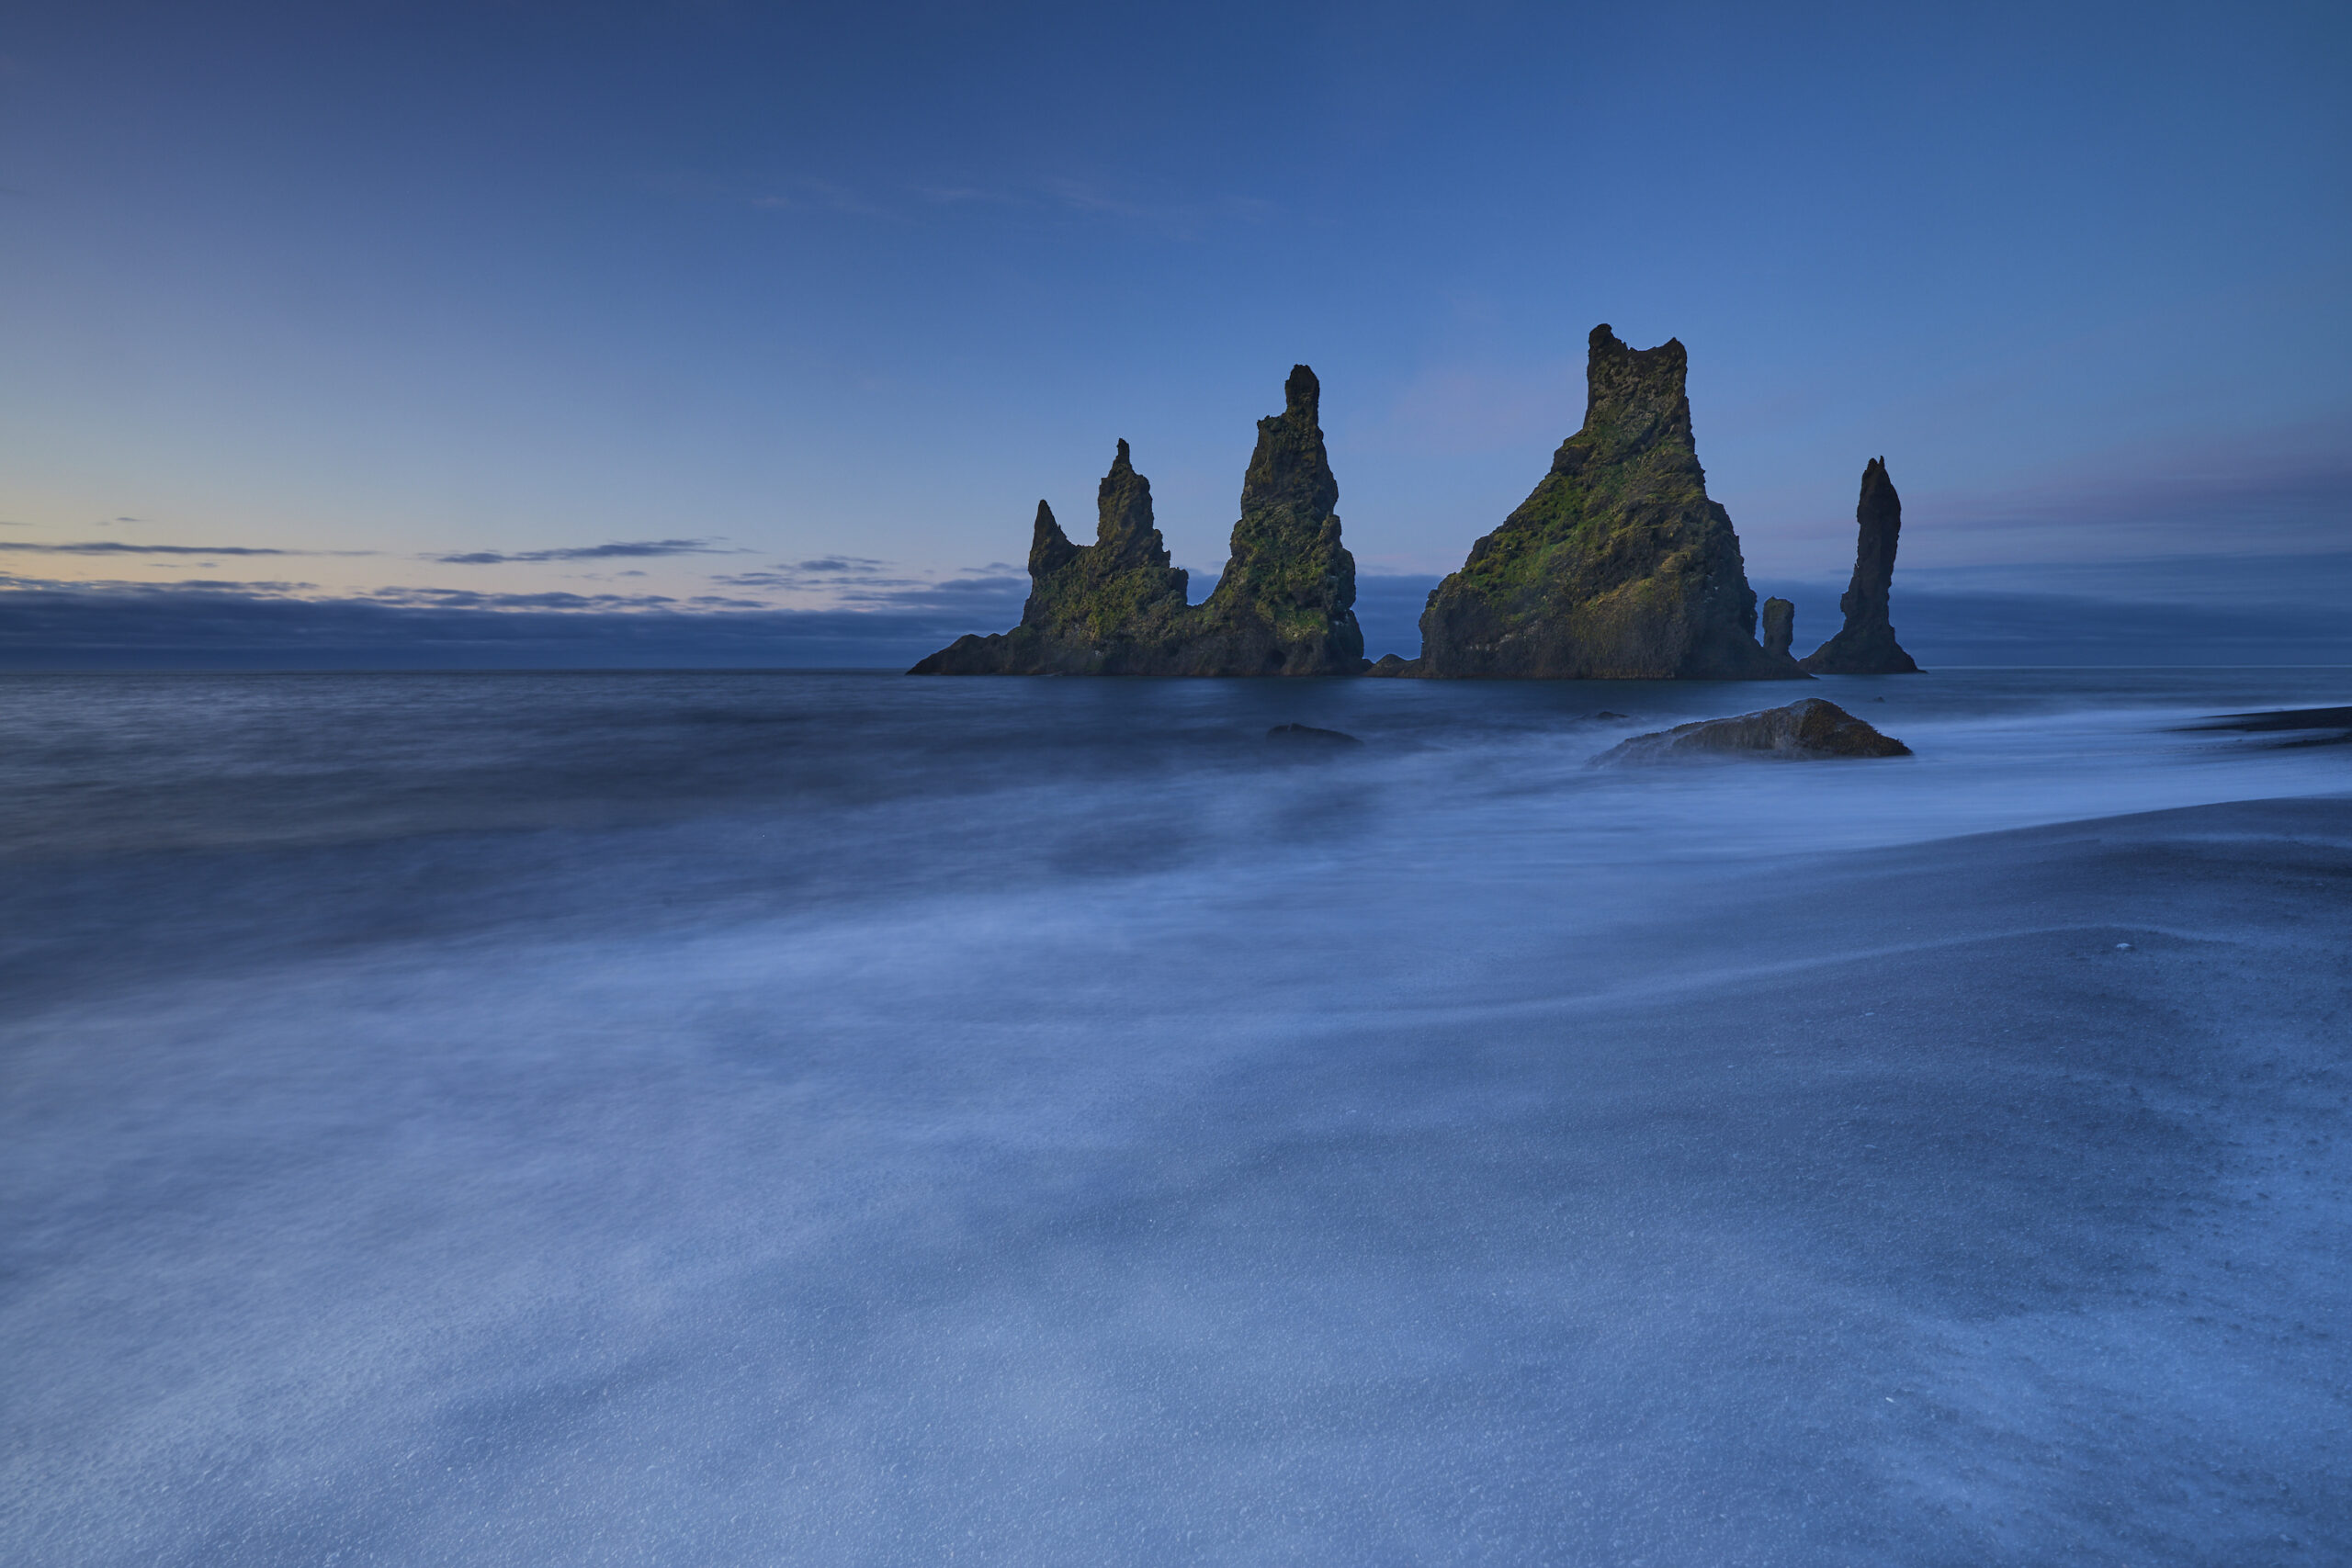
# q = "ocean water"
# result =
<box><xmin>3</xmin><ymin>669</ymin><xmax>2347</xmax><ymax>1564</ymax></box>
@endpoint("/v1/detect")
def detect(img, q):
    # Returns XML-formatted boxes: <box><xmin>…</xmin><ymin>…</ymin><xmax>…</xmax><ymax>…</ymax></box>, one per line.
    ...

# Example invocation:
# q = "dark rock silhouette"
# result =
<box><xmin>1596</xmin><ymin>698</ymin><xmax>1911</xmax><ymax>763</ymax></box>
<box><xmin>1365</xmin><ymin>653</ymin><xmax>1419</xmax><ymax>677</ymax></box>
<box><xmin>1266</xmin><ymin>723</ymin><xmax>1362</xmax><ymax>746</ymax></box>
<box><xmin>1761</xmin><ymin>597</ymin><xmax>1795</xmax><ymax>660</ymax></box>
<box><xmin>1802</xmin><ymin>458</ymin><xmax>1920</xmax><ymax>674</ymax></box>
<box><xmin>1412</xmin><ymin>325</ymin><xmax>1805</xmax><ymax>680</ymax></box>
<box><xmin>2184</xmin><ymin>706</ymin><xmax>2352</xmax><ymax>748</ymax></box>
<box><xmin>911</xmin><ymin>368</ymin><xmax>1363</xmax><ymax>676</ymax></box>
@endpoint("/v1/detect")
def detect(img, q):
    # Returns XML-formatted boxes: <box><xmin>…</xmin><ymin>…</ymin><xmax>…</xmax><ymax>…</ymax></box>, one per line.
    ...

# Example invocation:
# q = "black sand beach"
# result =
<box><xmin>2</xmin><ymin>672</ymin><xmax>2346</xmax><ymax>1564</ymax></box>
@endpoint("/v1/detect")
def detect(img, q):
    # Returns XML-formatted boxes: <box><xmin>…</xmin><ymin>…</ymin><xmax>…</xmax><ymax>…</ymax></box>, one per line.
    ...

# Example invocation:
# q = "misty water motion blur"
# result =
<box><xmin>4</xmin><ymin>671</ymin><xmax>2348</xmax><ymax>1564</ymax></box>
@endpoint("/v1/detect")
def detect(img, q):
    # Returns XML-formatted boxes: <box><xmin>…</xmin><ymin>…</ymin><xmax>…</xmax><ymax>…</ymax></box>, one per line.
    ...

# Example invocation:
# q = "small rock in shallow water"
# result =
<box><xmin>1267</xmin><ymin>723</ymin><xmax>1362</xmax><ymax>746</ymax></box>
<box><xmin>1595</xmin><ymin>699</ymin><xmax>1909</xmax><ymax>764</ymax></box>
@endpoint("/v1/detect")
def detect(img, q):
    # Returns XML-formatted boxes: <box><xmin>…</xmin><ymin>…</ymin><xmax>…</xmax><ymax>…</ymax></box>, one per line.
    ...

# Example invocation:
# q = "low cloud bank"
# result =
<box><xmin>0</xmin><ymin>581</ymin><xmax>1027</xmax><ymax>671</ymax></box>
<box><xmin>2</xmin><ymin>564</ymin><xmax>2343</xmax><ymax>671</ymax></box>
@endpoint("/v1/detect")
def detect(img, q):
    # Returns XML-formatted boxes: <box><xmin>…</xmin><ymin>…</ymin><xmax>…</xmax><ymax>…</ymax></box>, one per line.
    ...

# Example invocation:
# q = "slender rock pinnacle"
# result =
<box><xmin>1802</xmin><ymin>458</ymin><xmax>1920</xmax><ymax>674</ymax></box>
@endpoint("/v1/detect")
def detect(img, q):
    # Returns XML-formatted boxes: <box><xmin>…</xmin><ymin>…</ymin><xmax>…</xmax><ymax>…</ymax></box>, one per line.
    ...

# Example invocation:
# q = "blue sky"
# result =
<box><xmin>2</xmin><ymin>1</ymin><xmax>2346</xmax><ymax>662</ymax></box>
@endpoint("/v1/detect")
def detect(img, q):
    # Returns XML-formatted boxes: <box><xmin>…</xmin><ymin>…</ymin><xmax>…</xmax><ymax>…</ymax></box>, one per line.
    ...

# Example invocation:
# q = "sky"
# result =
<box><xmin>2</xmin><ymin>1</ymin><xmax>2347</xmax><ymax>665</ymax></box>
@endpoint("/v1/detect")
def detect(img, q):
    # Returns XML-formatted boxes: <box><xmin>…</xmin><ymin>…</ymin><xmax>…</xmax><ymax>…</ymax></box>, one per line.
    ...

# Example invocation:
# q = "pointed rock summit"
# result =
<box><xmin>911</xmin><ymin>439</ymin><xmax>1193</xmax><ymax>674</ymax></box>
<box><xmin>911</xmin><ymin>367</ymin><xmax>1363</xmax><ymax>676</ymax></box>
<box><xmin>1802</xmin><ymin>457</ymin><xmax>1919</xmax><ymax>674</ymax></box>
<box><xmin>1176</xmin><ymin>366</ymin><xmax>1363</xmax><ymax>675</ymax></box>
<box><xmin>1413</xmin><ymin>325</ymin><xmax>1804</xmax><ymax>680</ymax></box>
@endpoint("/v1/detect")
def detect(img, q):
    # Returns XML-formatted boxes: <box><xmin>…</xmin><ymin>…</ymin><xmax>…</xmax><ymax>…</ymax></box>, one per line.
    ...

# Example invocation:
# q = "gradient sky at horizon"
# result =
<box><xmin>3</xmin><ymin>1</ymin><xmax>2346</xmax><ymax>621</ymax></box>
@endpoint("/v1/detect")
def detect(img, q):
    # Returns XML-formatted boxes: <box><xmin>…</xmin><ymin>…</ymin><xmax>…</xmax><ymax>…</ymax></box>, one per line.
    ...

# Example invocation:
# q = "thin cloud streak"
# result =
<box><xmin>432</xmin><ymin>539</ymin><xmax>741</xmax><ymax>565</ymax></box>
<box><xmin>0</xmin><ymin>540</ymin><xmax>330</xmax><ymax>557</ymax></box>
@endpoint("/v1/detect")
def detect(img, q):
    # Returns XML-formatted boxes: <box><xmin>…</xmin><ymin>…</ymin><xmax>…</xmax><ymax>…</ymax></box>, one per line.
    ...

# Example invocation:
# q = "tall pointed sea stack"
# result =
<box><xmin>1177</xmin><ymin>365</ymin><xmax>1364</xmax><ymax>675</ymax></box>
<box><xmin>1414</xmin><ymin>325</ymin><xmax>1803</xmax><ymax>680</ymax></box>
<box><xmin>1801</xmin><ymin>457</ymin><xmax>1919</xmax><ymax>673</ymax></box>
<box><xmin>910</xmin><ymin>367</ymin><xmax>1363</xmax><ymax>676</ymax></box>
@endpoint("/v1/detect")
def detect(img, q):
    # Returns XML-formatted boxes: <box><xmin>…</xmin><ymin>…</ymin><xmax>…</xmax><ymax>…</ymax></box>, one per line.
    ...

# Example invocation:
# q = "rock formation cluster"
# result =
<box><xmin>1406</xmin><ymin>326</ymin><xmax>1804</xmax><ymax>680</ymax></box>
<box><xmin>915</xmin><ymin>328</ymin><xmax>1920</xmax><ymax>683</ymax></box>
<box><xmin>1801</xmin><ymin>458</ymin><xmax>1920</xmax><ymax>674</ymax></box>
<box><xmin>910</xmin><ymin>367</ymin><xmax>1363</xmax><ymax>677</ymax></box>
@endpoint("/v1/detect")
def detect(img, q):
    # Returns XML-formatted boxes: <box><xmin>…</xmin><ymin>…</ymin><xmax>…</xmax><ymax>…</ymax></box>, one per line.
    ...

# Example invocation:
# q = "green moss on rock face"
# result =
<box><xmin>910</xmin><ymin>368</ymin><xmax>1363</xmax><ymax>677</ymax></box>
<box><xmin>1415</xmin><ymin>325</ymin><xmax>1806</xmax><ymax>681</ymax></box>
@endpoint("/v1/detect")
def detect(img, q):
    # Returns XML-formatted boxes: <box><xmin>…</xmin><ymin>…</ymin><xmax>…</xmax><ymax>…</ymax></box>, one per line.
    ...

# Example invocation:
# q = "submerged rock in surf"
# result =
<box><xmin>1595</xmin><ymin>698</ymin><xmax>1910</xmax><ymax>763</ymax></box>
<box><xmin>2181</xmin><ymin>705</ymin><xmax>2352</xmax><ymax>748</ymax></box>
<box><xmin>1267</xmin><ymin>722</ymin><xmax>1362</xmax><ymax>746</ymax></box>
<box><xmin>1802</xmin><ymin>458</ymin><xmax>1920</xmax><ymax>674</ymax></box>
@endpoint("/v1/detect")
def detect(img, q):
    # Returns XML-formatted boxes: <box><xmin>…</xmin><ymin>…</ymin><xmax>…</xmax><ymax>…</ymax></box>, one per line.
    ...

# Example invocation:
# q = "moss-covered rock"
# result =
<box><xmin>910</xmin><ymin>367</ymin><xmax>1364</xmax><ymax>677</ymax></box>
<box><xmin>1414</xmin><ymin>325</ymin><xmax>1805</xmax><ymax>681</ymax></box>
<box><xmin>909</xmin><ymin>439</ymin><xmax>1193</xmax><ymax>675</ymax></box>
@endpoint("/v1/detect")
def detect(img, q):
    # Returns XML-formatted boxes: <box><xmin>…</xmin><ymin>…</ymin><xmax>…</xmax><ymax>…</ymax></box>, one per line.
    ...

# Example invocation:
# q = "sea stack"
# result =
<box><xmin>1173</xmin><ymin>365</ymin><xmax>1363</xmax><ymax>675</ymax></box>
<box><xmin>910</xmin><ymin>441</ymin><xmax>1193</xmax><ymax>674</ymax></box>
<box><xmin>1801</xmin><ymin>458</ymin><xmax>1920</xmax><ymax>674</ymax></box>
<box><xmin>1414</xmin><ymin>325</ymin><xmax>1804</xmax><ymax>680</ymax></box>
<box><xmin>1761</xmin><ymin>597</ymin><xmax>1795</xmax><ymax>660</ymax></box>
<box><xmin>911</xmin><ymin>367</ymin><xmax>1363</xmax><ymax>676</ymax></box>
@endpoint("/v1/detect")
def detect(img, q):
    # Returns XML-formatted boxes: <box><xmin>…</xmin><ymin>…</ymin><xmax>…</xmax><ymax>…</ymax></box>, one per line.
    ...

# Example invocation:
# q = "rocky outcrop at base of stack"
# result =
<box><xmin>1411</xmin><ymin>325</ymin><xmax>1805</xmax><ymax>681</ymax></box>
<box><xmin>1595</xmin><ymin>698</ymin><xmax>1910</xmax><ymax>763</ymax></box>
<box><xmin>911</xmin><ymin>367</ymin><xmax>1363</xmax><ymax>677</ymax></box>
<box><xmin>1802</xmin><ymin>458</ymin><xmax>1920</xmax><ymax>674</ymax></box>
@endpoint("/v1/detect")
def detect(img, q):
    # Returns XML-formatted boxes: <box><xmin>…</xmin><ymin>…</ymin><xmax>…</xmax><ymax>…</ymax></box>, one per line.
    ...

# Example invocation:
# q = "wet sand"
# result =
<box><xmin>5</xmin><ymin>794</ymin><xmax>2346</xmax><ymax>1564</ymax></box>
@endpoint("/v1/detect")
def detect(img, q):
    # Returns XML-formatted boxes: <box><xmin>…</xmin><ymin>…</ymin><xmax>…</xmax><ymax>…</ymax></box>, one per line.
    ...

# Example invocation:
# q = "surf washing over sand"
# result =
<box><xmin>4</xmin><ymin>668</ymin><xmax>2348</xmax><ymax>1564</ymax></box>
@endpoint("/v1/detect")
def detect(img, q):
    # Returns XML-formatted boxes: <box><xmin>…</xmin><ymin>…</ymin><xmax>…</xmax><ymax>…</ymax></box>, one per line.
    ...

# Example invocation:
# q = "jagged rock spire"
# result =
<box><xmin>1239</xmin><ymin>366</ymin><xmax>1340</xmax><ymax>520</ymax></box>
<box><xmin>1802</xmin><ymin>458</ymin><xmax>1920</xmax><ymax>674</ymax></box>
<box><xmin>1027</xmin><ymin>500</ymin><xmax>1076</xmax><ymax>578</ymax></box>
<box><xmin>910</xmin><ymin>368</ymin><xmax>1364</xmax><ymax>677</ymax></box>
<box><xmin>1193</xmin><ymin>363</ymin><xmax>1363</xmax><ymax>674</ymax></box>
<box><xmin>1094</xmin><ymin>438</ymin><xmax>1170</xmax><ymax>570</ymax></box>
<box><xmin>1411</xmin><ymin>324</ymin><xmax>1805</xmax><ymax>680</ymax></box>
<box><xmin>1574</xmin><ymin>324</ymin><xmax>1697</xmax><ymax>467</ymax></box>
